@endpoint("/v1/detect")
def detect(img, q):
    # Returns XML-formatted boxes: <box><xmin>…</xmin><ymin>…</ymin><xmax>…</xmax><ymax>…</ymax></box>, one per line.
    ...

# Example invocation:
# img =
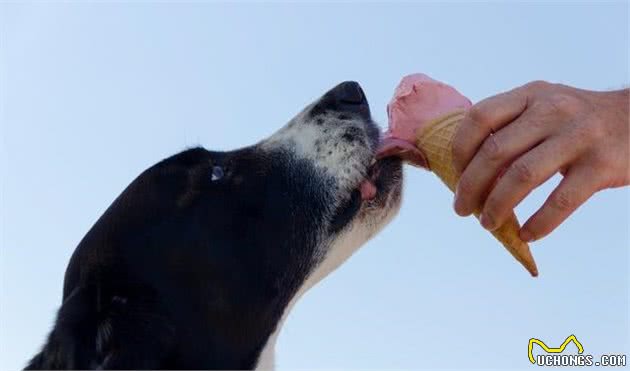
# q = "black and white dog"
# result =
<box><xmin>26</xmin><ymin>81</ymin><xmax>403</xmax><ymax>369</ymax></box>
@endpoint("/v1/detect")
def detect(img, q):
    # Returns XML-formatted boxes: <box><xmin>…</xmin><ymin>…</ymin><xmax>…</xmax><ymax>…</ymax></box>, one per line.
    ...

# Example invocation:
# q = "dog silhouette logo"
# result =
<box><xmin>528</xmin><ymin>334</ymin><xmax>584</xmax><ymax>364</ymax></box>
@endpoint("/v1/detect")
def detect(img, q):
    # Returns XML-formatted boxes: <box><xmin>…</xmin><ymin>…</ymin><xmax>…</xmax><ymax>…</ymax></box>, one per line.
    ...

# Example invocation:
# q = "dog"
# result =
<box><xmin>26</xmin><ymin>81</ymin><xmax>403</xmax><ymax>369</ymax></box>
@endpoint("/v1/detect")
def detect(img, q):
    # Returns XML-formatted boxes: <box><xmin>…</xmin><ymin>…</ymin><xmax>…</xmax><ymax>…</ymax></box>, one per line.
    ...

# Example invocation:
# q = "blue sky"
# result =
<box><xmin>1</xmin><ymin>2</ymin><xmax>628</xmax><ymax>369</ymax></box>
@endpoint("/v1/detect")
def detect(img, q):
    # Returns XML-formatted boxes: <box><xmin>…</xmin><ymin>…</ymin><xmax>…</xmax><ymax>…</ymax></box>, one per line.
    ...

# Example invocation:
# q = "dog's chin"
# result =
<box><xmin>329</xmin><ymin>156</ymin><xmax>403</xmax><ymax>234</ymax></box>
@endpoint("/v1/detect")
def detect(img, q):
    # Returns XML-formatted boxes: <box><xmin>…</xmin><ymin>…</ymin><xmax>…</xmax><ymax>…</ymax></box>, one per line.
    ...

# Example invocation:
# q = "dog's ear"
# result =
<box><xmin>26</xmin><ymin>286</ymin><xmax>175</xmax><ymax>370</ymax></box>
<box><xmin>25</xmin><ymin>287</ymin><xmax>98</xmax><ymax>369</ymax></box>
<box><xmin>28</xmin><ymin>148</ymin><xmax>217</xmax><ymax>370</ymax></box>
<box><xmin>94</xmin><ymin>295</ymin><xmax>175</xmax><ymax>369</ymax></box>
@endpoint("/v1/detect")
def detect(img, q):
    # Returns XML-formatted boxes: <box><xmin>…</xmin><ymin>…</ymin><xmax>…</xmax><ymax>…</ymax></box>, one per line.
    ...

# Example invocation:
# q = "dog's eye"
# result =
<box><xmin>211</xmin><ymin>166</ymin><xmax>224</xmax><ymax>181</ymax></box>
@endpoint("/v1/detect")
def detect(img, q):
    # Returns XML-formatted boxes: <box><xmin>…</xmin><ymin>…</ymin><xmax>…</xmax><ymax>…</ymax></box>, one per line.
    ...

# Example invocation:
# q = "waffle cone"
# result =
<box><xmin>416</xmin><ymin>111</ymin><xmax>539</xmax><ymax>277</ymax></box>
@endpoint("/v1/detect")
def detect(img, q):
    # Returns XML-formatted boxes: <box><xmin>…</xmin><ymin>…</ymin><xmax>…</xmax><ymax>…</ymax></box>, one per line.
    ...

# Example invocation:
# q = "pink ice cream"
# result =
<box><xmin>377</xmin><ymin>73</ymin><xmax>472</xmax><ymax>168</ymax></box>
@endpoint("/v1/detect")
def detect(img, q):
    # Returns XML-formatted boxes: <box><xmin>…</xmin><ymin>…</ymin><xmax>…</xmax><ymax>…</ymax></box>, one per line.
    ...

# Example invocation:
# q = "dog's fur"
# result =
<box><xmin>26</xmin><ymin>82</ymin><xmax>403</xmax><ymax>369</ymax></box>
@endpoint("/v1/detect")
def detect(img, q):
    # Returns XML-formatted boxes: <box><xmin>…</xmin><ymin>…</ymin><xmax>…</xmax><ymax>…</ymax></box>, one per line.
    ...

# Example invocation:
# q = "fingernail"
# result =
<box><xmin>453</xmin><ymin>189</ymin><xmax>466</xmax><ymax>216</ymax></box>
<box><xmin>520</xmin><ymin>229</ymin><xmax>534</xmax><ymax>242</ymax></box>
<box><xmin>453</xmin><ymin>190</ymin><xmax>460</xmax><ymax>213</ymax></box>
<box><xmin>479</xmin><ymin>213</ymin><xmax>495</xmax><ymax>230</ymax></box>
<box><xmin>454</xmin><ymin>200</ymin><xmax>466</xmax><ymax>216</ymax></box>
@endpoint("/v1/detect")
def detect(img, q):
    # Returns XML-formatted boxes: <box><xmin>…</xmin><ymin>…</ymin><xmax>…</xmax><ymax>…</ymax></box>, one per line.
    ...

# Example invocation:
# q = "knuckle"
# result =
<box><xmin>549</xmin><ymin>187</ymin><xmax>579</xmax><ymax>212</ymax></box>
<box><xmin>586</xmin><ymin>152</ymin><xmax>615</xmax><ymax>183</ymax></box>
<box><xmin>524</xmin><ymin>80</ymin><xmax>550</xmax><ymax>91</ymax></box>
<box><xmin>479</xmin><ymin>135</ymin><xmax>504</xmax><ymax>161</ymax></box>
<box><xmin>569</xmin><ymin>119</ymin><xmax>604</xmax><ymax>144</ymax></box>
<box><xmin>468</xmin><ymin>105</ymin><xmax>492</xmax><ymax>127</ymax></box>
<box><xmin>508</xmin><ymin>160</ymin><xmax>536</xmax><ymax>183</ymax></box>
<box><xmin>547</xmin><ymin>93</ymin><xmax>581</xmax><ymax>116</ymax></box>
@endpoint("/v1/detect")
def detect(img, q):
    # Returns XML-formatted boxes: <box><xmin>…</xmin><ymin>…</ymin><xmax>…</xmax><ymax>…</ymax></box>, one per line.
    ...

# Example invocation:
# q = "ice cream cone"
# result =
<box><xmin>416</xmin><ymin>110</ymin><xmax>539</xmax><ymax>277</ymax></box>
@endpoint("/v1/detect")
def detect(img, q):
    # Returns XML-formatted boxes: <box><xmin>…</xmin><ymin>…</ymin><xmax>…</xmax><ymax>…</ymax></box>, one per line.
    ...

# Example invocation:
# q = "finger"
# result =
<box><xmin>454</xmin><ymin>109</ymin><xmax>552</xmax><ymax>216</ymax></box>
<box><xmin>452</xmin><ymin>87</ymin><xmax>529</xmax><ymax>175</ymax></box>
<box><xmin>479</xmin><ymin>134</ymin><xmax>582</xmax><ymax>231</ymax></box>
<box><xmin>519</xmin><ymin>164</ymin><xmax>601</xmax><ymax>242</ymax></box>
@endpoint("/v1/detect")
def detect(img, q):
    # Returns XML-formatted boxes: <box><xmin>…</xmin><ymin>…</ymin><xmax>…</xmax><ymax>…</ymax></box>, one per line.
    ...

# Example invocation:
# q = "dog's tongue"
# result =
<box><xmin>376</xmin><ymin>137</ymin><xmax>428</xmax><ymax>168</ymax></box>
<box><xmin>376</xmin><ymin>73</ymin><xmax>472</xmax><ymax>168</ymax></box>
<box><xmin>359</xmin><ymin>179</ymin><xmax>377</xmax><ymax>200</ymax></box>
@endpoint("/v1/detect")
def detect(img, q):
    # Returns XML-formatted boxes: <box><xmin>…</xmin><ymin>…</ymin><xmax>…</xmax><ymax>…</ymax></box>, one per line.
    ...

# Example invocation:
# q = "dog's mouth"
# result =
<box><xmin>330</xmin><ymin>155</ymin><xmax>401</xmax><ymax>233</ymax></box>
<box><xmin>358</xmin><ymin>162</ymin><xmax>379</xmax><ymax>201</ymax></box>
<box><xmin>358</xmin><ymin>137</ymin><xmax>417</xmax><ymax>201</ymax></box>
<box><xmin>358</xmin><ymin>157</ymin><xmax>388</xmax><ymax>201</ymax></box>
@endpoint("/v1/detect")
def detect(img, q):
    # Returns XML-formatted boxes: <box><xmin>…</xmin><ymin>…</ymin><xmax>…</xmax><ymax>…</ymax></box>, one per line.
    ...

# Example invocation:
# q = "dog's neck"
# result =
<box><xmin>255</xmin><ymin>222</ymin><xmax>377</xmax><ymax>369</ymax></box>
<box><xmin>255</xmin><ymin>274</ymin><xmax>320</xmax><ymax>370</ymax></box>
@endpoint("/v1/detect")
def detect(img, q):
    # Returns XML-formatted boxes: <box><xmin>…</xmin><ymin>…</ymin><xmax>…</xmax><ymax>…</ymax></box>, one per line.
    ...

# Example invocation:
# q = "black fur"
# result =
<box><xmin>26</xmin><ymin>81</ymin><xmax>402</xmax><ymax>369</ymax></box>
<box><xmin>26</xmin><ymin>146</ymin><xmax>332</xmax><ymax>369</ymax></box>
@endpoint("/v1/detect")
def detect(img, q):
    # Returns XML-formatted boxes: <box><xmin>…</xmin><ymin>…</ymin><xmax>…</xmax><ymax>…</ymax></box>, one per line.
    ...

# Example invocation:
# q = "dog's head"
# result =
<box><xmin>161</xmin><ymin>81</ymin><xmax>402</xmax><ymax>298</ymax></box>
<box><xmin>60</xmin><ymin>81</ymin><xmax>402</xmax><ymax>369</ymax></box>
<box><xmin>200</xmin><ymin>81</ymin><xmax>402</xmax><ymax>367</ymax></box>
<box><xmin>257</xmin><ymin>81</ymin><xmax>403</xmax><ymax>289</ymax></box>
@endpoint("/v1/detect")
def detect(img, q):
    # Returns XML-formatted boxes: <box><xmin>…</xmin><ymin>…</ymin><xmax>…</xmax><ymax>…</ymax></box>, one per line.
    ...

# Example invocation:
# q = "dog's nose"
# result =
<box><xmin>312</xmin><ymin>81</ymin><xmax>370</xmax><ymax>119</ymax></box>
<box><xmin>331</xmin><ymin>81</ymin><xmax>366</xmax><ymax>105</ymax></box>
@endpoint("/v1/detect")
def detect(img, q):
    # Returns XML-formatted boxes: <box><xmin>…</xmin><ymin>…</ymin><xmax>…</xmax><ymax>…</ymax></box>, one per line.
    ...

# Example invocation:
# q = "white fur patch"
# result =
<box><xmin>255</xmin><ymin>175</ymin><xmax>402</xmax><ymax>370</ymax></box>
<box><xmin>260</xmin><ymin>109</ymin><xmax>374</xmax><ymax>199</ymax></box>
<box><xmin>255</xmin><ymin>93</ymin><xmax>401</xmax><ymax>370</ymax></box>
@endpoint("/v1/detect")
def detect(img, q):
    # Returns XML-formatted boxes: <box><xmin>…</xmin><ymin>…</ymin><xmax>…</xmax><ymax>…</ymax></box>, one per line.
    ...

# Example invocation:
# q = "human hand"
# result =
<box><xmin>452</xmin><ymin>81</ymin><xmax>629</xmax><ymax>242</ymax></box>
